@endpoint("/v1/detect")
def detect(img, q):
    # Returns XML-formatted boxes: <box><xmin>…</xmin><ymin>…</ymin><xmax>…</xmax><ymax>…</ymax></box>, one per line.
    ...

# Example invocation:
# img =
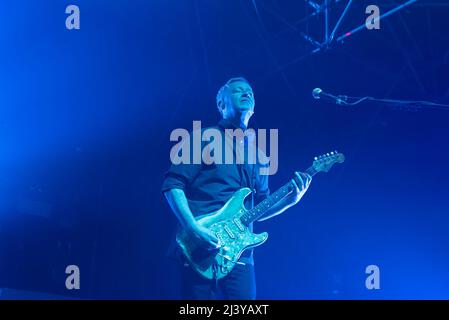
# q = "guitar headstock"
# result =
<box><xmin>312</xmin><ymin>151</ymin><xmax>345</xmax><ymax>173</ymax></box>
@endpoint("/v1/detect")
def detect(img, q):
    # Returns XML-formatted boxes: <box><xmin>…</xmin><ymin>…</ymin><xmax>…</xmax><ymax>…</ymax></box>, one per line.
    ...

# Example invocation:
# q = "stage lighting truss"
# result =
<box><xmin>300</xmin><ymin>0</ymin><xmax>419</xmax><ymax>54</ymax></box>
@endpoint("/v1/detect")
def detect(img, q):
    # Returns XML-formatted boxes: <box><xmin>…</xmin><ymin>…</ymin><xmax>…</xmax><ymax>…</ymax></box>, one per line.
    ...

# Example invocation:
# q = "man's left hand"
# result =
<box><xmin>289</xmin><ymin>171</ymin><xmax>312</xmax><ymax>205</ymax></box>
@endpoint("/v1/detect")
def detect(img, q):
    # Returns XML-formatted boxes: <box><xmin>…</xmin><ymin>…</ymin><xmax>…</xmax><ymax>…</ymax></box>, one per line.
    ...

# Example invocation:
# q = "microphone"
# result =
<box><xmin>312</xmin><ymin>88</ymin><xmax>348</xmax><ymax>105</ymax></box>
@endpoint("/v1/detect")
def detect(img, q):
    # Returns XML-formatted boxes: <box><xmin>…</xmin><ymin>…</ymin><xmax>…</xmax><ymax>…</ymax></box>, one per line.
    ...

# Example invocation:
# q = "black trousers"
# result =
<box><xmin>179</xmin><ymin>262</ymin><xmax>256</xmax><ymax>300</ymax></box>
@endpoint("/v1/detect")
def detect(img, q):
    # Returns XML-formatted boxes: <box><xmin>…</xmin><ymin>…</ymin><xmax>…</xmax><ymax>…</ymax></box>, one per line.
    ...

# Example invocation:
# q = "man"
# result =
<box><xmin>162</xmin><ymin>77</ymin><xmax>311</xmax><ymax>299</ymax></box>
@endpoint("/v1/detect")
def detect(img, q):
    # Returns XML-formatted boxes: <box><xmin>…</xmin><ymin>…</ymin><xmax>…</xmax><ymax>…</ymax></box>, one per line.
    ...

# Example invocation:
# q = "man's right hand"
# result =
<box><xmin>164</xmin><ymin>189</ymin><xmax>221</xmax><ymax>250</ymax></box>
<box><xmin>189</xmin><ymin>224</ymin><xmax>220</xmax><ymax>250</ymax></box>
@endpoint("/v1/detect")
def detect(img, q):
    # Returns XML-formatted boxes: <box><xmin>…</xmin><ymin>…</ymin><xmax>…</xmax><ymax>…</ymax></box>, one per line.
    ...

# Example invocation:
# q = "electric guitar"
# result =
<box><xmin>176</xmin><ymin>151</ymin><xmax>345</xmax><ymax>280</ymax></box>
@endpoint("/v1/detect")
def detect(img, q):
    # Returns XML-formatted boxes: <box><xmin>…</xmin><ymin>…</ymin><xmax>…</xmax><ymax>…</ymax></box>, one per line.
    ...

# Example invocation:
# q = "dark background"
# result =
<box><xmin>0</xmin><ymin>0</ymin><xmax>448</xmax><ymax>299</ymax></box>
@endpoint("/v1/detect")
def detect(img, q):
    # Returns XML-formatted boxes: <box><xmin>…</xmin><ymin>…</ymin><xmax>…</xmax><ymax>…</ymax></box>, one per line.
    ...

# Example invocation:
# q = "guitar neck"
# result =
<box><xmin>240</xmin><ymin>166</ymin><xmax>317</xmax><ymax>226</ymax></box>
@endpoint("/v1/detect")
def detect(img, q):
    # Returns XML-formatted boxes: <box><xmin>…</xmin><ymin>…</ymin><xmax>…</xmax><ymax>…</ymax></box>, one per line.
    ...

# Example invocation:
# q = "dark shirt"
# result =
<box><xmin>161</xmin><ymin>118</ymin><xmax>270</xmax><ymax>265</ymax></box>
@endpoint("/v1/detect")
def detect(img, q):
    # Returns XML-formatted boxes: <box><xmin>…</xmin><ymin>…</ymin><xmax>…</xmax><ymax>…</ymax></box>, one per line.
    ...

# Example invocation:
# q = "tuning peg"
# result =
<box><xmin>330</xmin><ymin>151</ymin><xmax>334</xmax><ymax>155</ymax></box>
<box><xmin>327</xmin><ymin>153</ymin><xmax>330</xmax><ymax>156</ymax></box>
<box><xmin>314</xmin><ymin>157</ymin><xmax>318</xmax><ymax>161</ymax></box>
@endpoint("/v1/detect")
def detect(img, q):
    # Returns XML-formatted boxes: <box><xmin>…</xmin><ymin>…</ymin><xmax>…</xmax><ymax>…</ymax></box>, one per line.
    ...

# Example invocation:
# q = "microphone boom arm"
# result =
<box><xmin>313</xmin><ymin>88</ymin><xmax>449</xmax><ymax>111</ymax></box>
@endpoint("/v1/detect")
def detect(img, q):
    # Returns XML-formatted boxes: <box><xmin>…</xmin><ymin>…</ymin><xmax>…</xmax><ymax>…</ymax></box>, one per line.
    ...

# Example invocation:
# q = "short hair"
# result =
<box><xmin>216</xmin><ymin>77</ymin><xmax>250</xmax><ymax>115</ymax></box>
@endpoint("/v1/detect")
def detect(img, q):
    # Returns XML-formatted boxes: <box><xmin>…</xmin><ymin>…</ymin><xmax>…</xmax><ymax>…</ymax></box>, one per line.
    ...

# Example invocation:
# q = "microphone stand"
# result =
<box><xmin>336</xmin><ymin>95</ymin><xmax>449</xmax><ymax>111</ymax></box>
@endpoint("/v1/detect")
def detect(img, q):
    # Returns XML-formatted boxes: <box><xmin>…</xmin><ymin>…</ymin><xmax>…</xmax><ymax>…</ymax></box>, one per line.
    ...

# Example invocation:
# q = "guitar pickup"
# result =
<box><xmin>215</xmin><ymin>232</ymin><xmax>224</xmax><ymax>245</ymax></box>
<box><xmin>233</xmin><ymin>218</ymin><xmax>246</xmax><ymax>232</ymax></box>
<box><xmin>223</xmin><ymin>225</ymin><xmax>235</xmax><ymax>239</ymax></box>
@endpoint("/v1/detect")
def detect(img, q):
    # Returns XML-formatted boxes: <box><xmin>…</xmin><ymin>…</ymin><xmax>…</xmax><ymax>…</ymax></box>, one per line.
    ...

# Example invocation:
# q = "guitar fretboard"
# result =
<box><xmin>240</xmin><ymin>166</ymin><xmax>317</xmax><ymax>226</ymax></box>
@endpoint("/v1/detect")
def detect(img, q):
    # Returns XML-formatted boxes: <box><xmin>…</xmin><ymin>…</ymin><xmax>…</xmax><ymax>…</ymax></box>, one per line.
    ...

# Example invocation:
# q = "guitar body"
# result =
<box><xmin>176</xmin><ymin>188</ymin><xmax>268</xmax><ymax>280</ymax></box>
<box><xmin>175</xmin><ymin>151</ymin><xmax>345</xmax><ymax>280</ymax></box>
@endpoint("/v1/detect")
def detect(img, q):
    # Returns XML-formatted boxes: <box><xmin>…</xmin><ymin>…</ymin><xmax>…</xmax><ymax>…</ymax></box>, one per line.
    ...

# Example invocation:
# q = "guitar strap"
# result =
<box><xmin>250</xmin><ymin>161</ymin><xmax>256</xmax><ymax>209</ymax></box>
<box><xmin>240</xmin><ymin>135</ymin><xmax>257</xmax><ymax>209</ymax></box>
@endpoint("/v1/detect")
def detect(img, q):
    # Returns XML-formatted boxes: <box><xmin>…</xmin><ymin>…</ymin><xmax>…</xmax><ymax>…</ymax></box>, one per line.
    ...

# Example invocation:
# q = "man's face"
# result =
<box><xmin>224</xmin><ymin>81</ymin><xmax>255</xmax><ymax>114</ymax></box>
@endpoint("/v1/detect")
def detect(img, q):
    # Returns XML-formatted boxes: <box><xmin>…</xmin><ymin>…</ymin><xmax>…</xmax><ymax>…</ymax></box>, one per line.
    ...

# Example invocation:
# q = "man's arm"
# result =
<box><xmin>164</xmin><ymin>188</ymin><xmax>219</xmax><ymax>248</ymax></box>
<box><xmin>257</xmin><ymin>172</ymin><xmax>312</xmax><ymax>222</ymax></box>
<box><xmin>164</xmin><ymin>188</ymin><xmax>198</xmax><ymax>232</ymax></box>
